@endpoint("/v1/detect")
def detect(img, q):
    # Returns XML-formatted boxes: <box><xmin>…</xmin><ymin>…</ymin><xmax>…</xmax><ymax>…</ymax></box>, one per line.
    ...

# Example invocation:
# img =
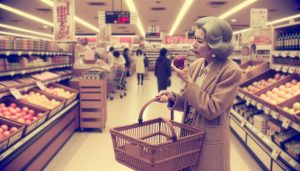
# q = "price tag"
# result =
<box><xmin>37</xmin><ymin>51</ymin><xmax>40</xmax><ymax>55</ymax></box>
<box><xmin>21</xmin><ymin>70</ymin><xmax>26</xmax><ymax>74</ymax></box>
<box><xmin>271</xmin><ymin>110</ymin><xmax>280</xmax><ymax>119</ymax></box>
<box><xmin>28</xmin><ymin>51</ymin><xmax>32</xmax><ymax>55</ymax></box>
<box><xmin>257</xmin><ymin>103</ymin><xmax>263</xmax><ymax>110</ymax></box>
<box><xmin>288</xmin><ymin>67</ymin><xmax>296</xmax><ymax>74</ymax></box>
<box><xmin>290</xmin><ymin>51</ymin><xmax>297</xmax><ymax>58</ymax></box>
<box><xmin>275</xmin><ymin>65</ymin><xmax>281</xmax><ymax>71</ymax></box>
<box><xmin>24</xmin><ymin>87</ymin><xmax>28</xmax><ymax>92</ymax></box>
<box><xmin>282</xmin><ymin>118</ymin><xmax>291</xmax><ymax>129</ymax></box>
<box><xmin>282</xmin><ymin>66</ymin><xmax>289</xmax><ymax>73</ymax></box>
<box><xmin>282</xmin><ymin>51</ymin><xmax>288</xmax><ymax>57</ymax></box>
<box><xmin>240</xmin><ymin>118</ymin><xmax>246</xmax><ymax>127</ymax></box>
<box><xmin>264</xmin><ymin>107</ymin><xmax>271</xmax><ymax>115</ymax></box>
<box><xmin>18</xmin><ymin>51</ymin><xmax>22</xmax><ymax>56</ymax></box>
<box><xmin>36</xmin><ymin>81</ymin><xmax>47</xmax><ymax>90</ymax></box>
<box><xmin>251</xmin><ymin>99</ymin><xmax>257</xmax><ymax>106</ymax></box>
<box><xmin>5</xmin><ymin>51</ymin><xmax>10</xmax><ymax>56</ymax></box>
<box><xmin>239</xmin><ymin>93</ymin><xmax>245</xmax><ymax>99</ymax></box>
<box><xmin>10</xmin><ymin>71</ymin><xmax>15</xmax><ymax>76</ymax></box>
<box><xmin>9</xmin><ymin>88</ymin><xmax>23</xmax><ymax>100</ymax></box>
<box><xmin>271</xmin><ymin>147</ymin><xmax>281</xmax><ymax>160</ymax></box>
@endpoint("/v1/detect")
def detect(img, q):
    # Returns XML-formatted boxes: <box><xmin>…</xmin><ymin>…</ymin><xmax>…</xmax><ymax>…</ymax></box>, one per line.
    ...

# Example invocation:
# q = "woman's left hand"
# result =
<box><xmin>171</xmin><ymin>61</ymin><xmax>192</xmax><ymax>85</ymax></box>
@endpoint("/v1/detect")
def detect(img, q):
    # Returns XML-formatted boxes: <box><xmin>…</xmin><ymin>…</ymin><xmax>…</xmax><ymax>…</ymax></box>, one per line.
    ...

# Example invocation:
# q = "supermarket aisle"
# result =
<box><xmin>45</xmin><ymin>72</ymin><xmax>262</xmax><ymax>171</ymax></box>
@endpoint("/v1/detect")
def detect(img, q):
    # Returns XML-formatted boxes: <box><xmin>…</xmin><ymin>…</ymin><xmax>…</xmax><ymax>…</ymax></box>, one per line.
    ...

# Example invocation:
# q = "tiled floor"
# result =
<box><xmin>45</xmin><ymin>72</ymin><xmax>262</xmax><ymax>171</ymax></box>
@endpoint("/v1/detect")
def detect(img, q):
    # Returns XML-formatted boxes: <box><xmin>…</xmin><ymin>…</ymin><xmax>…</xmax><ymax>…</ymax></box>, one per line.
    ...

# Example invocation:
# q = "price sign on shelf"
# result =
<box><xmin>275</xmin><ymin>65</ymin><xmax>281</xmax><ymax>71</ymax></box>
<box><xmin>240</xmin><ymin>118</ymin><xmax>246</xmax><ymax>128</ymax></box>
<box><xmin>5</xmin><ymin>51</ymin><xmax>10</xmax><ymax>56</ymax></box>
<box><xmin>9</xmin><ymin>88</ymin><xmax>23</xmax><ymax>100</ymax></box>
<box><xmin>282</xmin><ymin>51</ymin><xmax>289</xmax><ymax>57</ymax></box>
<box><xmin>18</xmin><ymin>51</ymin><xmax>22</xmax><ymax>56</ymax></box>
<box><xmin>271</xmin><ymin>147</ymin><xmax>281</xmax><ymax>160</ymax></box>
<box><xmin>36</xmin><ymin>81</ymin><xmax>47</xmax><ymax>90</ymax></box>
<box><xmin>288</xmin><ymin>67</ymin><xmax>296</xmax><ymax>74</ymax></box>
<box><xmin>263</xmin><ymin>107</ymin><xmax>271</xmax><ymax>115</ymax></box>
<box><xmin>282</xmin><ymin>66</ymin><xmax>289</xmax><ymax>73</ymax></box>
<box><xmin>290</xmin><ymin>51</ymin><xmax>297</xmax><ymax>58</ymax></box>
<box><xmin>251</xmin><ymin>99</ymin><xmax>257</xmax><ymax>106</ymax></box>
<box><xmin>257</xmin><ymin>103</ymin><xmax>263</xmax><ymax>110</ymax></box>
<box><xmin>271</xmin><ymin>110</ymin><xmax>280</xmax><ymax>119</ymax></box>
<box><xmin>282</xmin><ymin>118</ymin><xmax>291</xmax><ymax>129</ymax></box>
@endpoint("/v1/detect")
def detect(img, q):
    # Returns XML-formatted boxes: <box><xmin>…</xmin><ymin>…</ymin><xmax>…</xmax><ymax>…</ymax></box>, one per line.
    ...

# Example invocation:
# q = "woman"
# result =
<box><xmin>154</xmin><ymin>48</ymin><xmax>171</xmax><ymax>92</ymax></box>
<box><xmin>135</xmin><ymin>49</ymin><xmax>146</xmax><ymax>85</ymax></box>
<box><xmin>157</xmin><ymin>17</ymin><xmax>242</xmax><ymax>171</ymax></box>
<box><xmin>123</xmin><ymin>48</ymin><xmax>131</xmax><ymax>76</ymax></box>
<box><xmin>112</xmin><ymin>50</ymin><xmax>125</xmax><ymax>69</ymax></box>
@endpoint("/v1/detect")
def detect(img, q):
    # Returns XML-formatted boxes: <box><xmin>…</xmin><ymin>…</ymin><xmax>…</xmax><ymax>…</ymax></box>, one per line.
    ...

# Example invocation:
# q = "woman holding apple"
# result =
<box><xmin>156</xmin><ymin>17</ymin><xmax>242</xmax><ymax>171</ymax></box>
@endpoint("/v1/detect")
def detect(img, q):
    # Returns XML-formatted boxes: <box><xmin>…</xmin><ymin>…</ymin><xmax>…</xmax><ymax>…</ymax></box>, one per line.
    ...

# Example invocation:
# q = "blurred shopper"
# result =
<box><xmin>123</xmin><ymin>48</ymin><xmax>131</xmax><ymax>76</ymax></box>
<box><xmin>135</xmin><ymin>49</ymin><xmax>146</xmax><ymax>85</ymax></box>
<box><xmin>112</xmin><ymin>51</ymin><xmax>125</xmax><ymax>69</ymax></box>
<box><xmin>107</xmin><ymin>46</ymin><xmax>115</xmax><ymax>69</ymax></box>
<box><xmin>154</xmin><ymin>48</ymin><xmax>171</xmax><ymax>92</ymax></box>
<box><xmin>156</xmin><ymin>17</ymin><xmax>242</xmax><ymax>171</ymax></box>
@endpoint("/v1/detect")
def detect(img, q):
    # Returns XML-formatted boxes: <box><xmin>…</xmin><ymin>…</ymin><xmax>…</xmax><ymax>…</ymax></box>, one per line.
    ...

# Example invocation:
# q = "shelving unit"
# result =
<box><xmin>0</xmin><ymin>50</ymin><xmax>73</xmax><ymax>56</ymax></box>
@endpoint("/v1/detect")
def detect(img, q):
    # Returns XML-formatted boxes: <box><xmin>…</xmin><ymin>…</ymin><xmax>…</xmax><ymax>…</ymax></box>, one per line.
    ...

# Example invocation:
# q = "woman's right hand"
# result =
<box><xmin>155</xmin><ymin>90</ymin><xmax>175</xmax><ymax>103</ymax></box>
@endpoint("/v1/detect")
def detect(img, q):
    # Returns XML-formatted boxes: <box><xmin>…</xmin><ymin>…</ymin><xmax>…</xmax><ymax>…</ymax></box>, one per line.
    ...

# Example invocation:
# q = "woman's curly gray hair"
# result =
<box><xmin>195</xmin><ymin>16</ymin><xmax>234</xmax><ymax>59</ymax></box>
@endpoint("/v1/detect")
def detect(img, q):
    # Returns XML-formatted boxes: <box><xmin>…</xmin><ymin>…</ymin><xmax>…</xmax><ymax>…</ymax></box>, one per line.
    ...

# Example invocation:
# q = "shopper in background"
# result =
<box><xmin>107</xmin><ymin>46</ymin><xmax>115</xmax><ymax>69</ymax></box>
<box><xmin>123</xmin><ymin>48</ymin><xmax>131</xmax><ymax>77</ymax></box>
<box><xmin>135</xmin><ymin>49</ymin><xmax>146</xmax><ymax>85</ymax></box>
<box><xmin>154</xmin><ymin>48</ymin><xmax>171</xmax><ymax>92</ymax></box>
<box><xmin>156</xmin><ymin>17</ymin><xmax>242</xmax><ymax>171</ymax></box>
<box><xmin>112</xmin><ymin>50</ymin><xmax>125</xmax><ymax>69</ymax></box>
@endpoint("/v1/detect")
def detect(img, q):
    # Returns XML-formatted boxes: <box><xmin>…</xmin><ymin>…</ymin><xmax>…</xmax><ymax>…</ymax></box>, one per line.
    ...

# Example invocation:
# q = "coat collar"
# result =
<box><xmin>191</xmin><ymin>58</ymin><xmax>227</xmax><ymax>90</ymax></box>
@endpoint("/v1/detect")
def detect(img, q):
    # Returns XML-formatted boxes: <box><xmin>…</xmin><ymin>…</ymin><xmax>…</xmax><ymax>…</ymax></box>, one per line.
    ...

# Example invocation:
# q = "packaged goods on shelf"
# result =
<box><xmin>253</xmin><ymin>115</ymin><xmax>268</xmax><ymax>134</ymax></box>
<box><xmin>51</xmin><ymin>56</ymin><xmax>70</xmax><ymax>64</ymax></box>
<box><xmin>0</xmin><ymin>97</ymin><xmax>49</xmax><ymax>135</ymax></box>
<box><xmin>0</xmin><ymin>117</ymin><xmax>25</xmax><ymax>153</ymax></box>
<box><xmin>267</xmin><ymin>119</ymin><xmax>284</xmax><ymax>139</ymax></box>
<box><xmin>284</xmin><ymin>137</ymin><xmax>300</xmax><ymax>161</ymax></box>
<box><xmin>272</xmin><ymin>129</ymin><xmax>300</xmax><ymax>148</ymax></box>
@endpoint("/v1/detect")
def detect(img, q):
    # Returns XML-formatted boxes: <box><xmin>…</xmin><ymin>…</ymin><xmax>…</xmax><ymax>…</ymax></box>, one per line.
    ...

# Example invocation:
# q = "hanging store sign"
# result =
<box><xmin>53</xmin><ymin>0</ymin><xmax>75</xmax><ymax>42</ymax></box>
<box><xmin>250</xmin><ymin>8</ymin><xmax>268</xmax><ymax>29</ymax></box>
<box><xmin>105</xmin><ymin>11</ymin><xmax>130</xmax><ymax>24</ymax></box>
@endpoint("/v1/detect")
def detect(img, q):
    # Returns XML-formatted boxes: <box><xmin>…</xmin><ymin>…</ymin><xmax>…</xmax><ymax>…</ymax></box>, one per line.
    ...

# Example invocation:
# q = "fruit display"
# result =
<box><xmin>241</xmin><ymin>65</ymin><xmax>257</xmax><ymax>73</ymax></box>
<box><xmin>173</xmin><ymin>55</ymin><xmax>186</xmax><ymax>69</ymax></box>
<box><xmin>21</xmin><ymin>91</ymin><xmax>61</xmax><ymax>110</ymax></box>
<box><xmin>242</xmin><ymin>73</ymin><xmax>287</xmax><ymax>94</ymax></box>
<box><xmin>281</xmin><ymin>102</ymin><xmax>300</xmax><ymax>115</ymax></box>
<box><xmin>45</xmin><ymin>86</ymin><xmax>75</xmax><ymax>98</ymax></box>
<box><xmin>258</xmin><ymin>79</ymin><xmax>299</xmax><ymax>105</ymax></box>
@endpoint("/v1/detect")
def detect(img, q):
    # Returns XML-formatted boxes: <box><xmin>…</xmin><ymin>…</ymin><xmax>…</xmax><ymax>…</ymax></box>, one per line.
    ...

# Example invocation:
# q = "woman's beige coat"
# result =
<box><xmin>169</xmin><ymin>58</ymin><xmax>242</xmax><ymax>171</ymax></box>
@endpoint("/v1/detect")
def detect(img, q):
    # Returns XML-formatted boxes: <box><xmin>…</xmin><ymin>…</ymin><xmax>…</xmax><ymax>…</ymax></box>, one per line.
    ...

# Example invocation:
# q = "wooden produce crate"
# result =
<box><xmin>39</xmin><ymin>83</ymin><xmax>78</xmax><ymax>106</ymax></box>
<box><xmin>240</xmin><ymin>61</ymin><xmax>269</xmax><ymax>83</ymax></box>
<box><xmin>276</xmin><ymin>94</ymin><xmax>300</xmax><ymax>123</ymax></box>
<box><xmin>253</xmin><ymin>74</ymin><xmax>300</xmax><ymax>112</ymax></box>
<box><xmin>79</xmin><ymin>79</ymin><xmax>107</xmax><ymax>130</ymax></box>
<box><xmin>20</xmin><ymin>89</ymin><xmax>65</xmax><ymax>118</ymax></box>
<box><xmin>0</xmin><ymin>117</ymin><xmax>25</xmax><ymax>153</ymax></box>
<box><xmin>0</xmin><ymin>97</ymin><xmax>49</xmax><ymax>135</ymax></box>
<box><xmin>239</xmin><ymin>70</ymin><xmax>289</xmax><ymax>100</ymax></box>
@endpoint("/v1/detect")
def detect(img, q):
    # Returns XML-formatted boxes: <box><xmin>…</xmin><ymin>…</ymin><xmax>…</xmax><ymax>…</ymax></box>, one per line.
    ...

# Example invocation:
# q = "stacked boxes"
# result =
<box><xmin>253</xmin><ymin>115</ymin><xmax>268</xmax><ymax>135</ymax></box>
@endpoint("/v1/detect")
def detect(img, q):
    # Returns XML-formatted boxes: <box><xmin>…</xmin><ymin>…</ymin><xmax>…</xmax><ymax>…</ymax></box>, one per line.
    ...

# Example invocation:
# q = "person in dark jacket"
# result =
<box><xmin>154</xmin><ymin>48</ymin><xmax>171</xmax><ymax>92</ymax></box>
<box><xmin>123</xmin><ymin>48</ymin><xmax>131</xmax><ymax>76</ymax></box>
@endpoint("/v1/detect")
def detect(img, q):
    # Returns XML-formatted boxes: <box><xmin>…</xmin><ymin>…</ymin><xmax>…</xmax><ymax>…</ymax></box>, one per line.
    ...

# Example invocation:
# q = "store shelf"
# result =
<box><xmin>230</xmin><ymin>109</ymin><xmax>300</xmax><ymax>171</ymax></box>
<box><xmin>238</xmin><ymin>92</ymin><xmax>300</xmax><ymax>132</ymax></box>
<box><xmin>0</xmin><ymin>64</ymin><xmax>73</xmax><ymax>77</ymax></box>
<box><xmin>0</xmin><ymin>100</ymin><xmax>78</xmax><ymax>162</ymax></box>
<box><xmin>0</xmin><ymin>50</ymin><xmax>73</xmax><ymax>56</ymax></box>
<box><xmin>0</xmin><ymin>74</ymin><xmax>73</xmax><ymax>98</ymax></box>
<box><xmin>272</xmin><ymin>51</ymin><xmax>300</xmax><ymax>58</ymax></box>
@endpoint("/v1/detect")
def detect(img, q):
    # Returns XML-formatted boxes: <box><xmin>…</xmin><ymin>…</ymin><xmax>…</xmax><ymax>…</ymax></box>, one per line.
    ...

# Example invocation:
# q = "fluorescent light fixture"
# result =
<box><xmin>40</xmin><ymin>0</ymin><xmax>99</xmax><ymax>33</ymax></box>
<box><xmin>124</xmin><ymin>0</ymin><xmax>145</xmax><ymax>37</ymax></box>
<box><xmin>231</xmin><ymin>19</ymin><xmax>237</xmax><ymax>22</ymax></box>
<box><xmin>169</xmin><ymin>0</ymin><xmax>194</xmax><ymax>36</ymax></box>
<box><xmin>0</xmin><ymin>3</ymin><xmax>53</xmax><ymax>26</ymax></box>
<box><xmin>267</xmin><ymin>14</ymin><xmax>300</xmax><ymax>25</ymax></box>
<box><xmin>0</xmin><ymin>24</ymin><xmax>53</xmax><ymax>38</ymax></box>
<box><xmin>0</xmin><ymin>31</ymin><xmax>53</xmax><ymax>41</ymax></box>
<box><xmin>219</xmin><ymin>0</ymin><xmax>257</xmax><ymax>19</ymax></box>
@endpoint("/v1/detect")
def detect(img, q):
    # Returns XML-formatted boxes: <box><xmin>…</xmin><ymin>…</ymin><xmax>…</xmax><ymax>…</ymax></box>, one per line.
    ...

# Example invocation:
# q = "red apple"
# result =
<box><xmin>32</xmin><ymin>117</ymin><xmax>38</xmax><ymax>121</ymax></box>
<box><xmin>0</xmin><ymin>128</ymin><xmax>3</xmax><ymax>134</ymax></box>
<box><xmin>274</xmin><ymin>74</ymin><xmax>281</xmax><ymax>80</ymax></box>
<box><xmin>22</xmin><ymin>107</ymin><xmax>29</xmax><ymax>113</ymax></box>
<box><xmin>17</xmin><ymin>118</ymin><xmax>25</xmax><ymax>123</ymax></box>
<box><xmin>36</xmin><ymin>113</ymin><xmax>44</xmax><ymax>118</ymax></box>
<box><xmin>10</xmin><ymin>127</ymin><xmax>18</xmax><ymax>133</ymax></box>
<box><xmin>10</xmin><ymin>115</ymin><xmax>18</xmax><ymax>120</ymax></box>
<box><xmin>9</xmin><ymin>103</ymin><xmax>17</xmax><ymax>108</ymax></box>
<box><xmin>15</xmin><ymin>107</ymin><xmax>21</xmax><ymax>113</ymax></box>
<box><xmin>3</xmin><ymin>131</ymin><xmax>10</xmax><ymax>137</ymax></box>
<box><xmin>173</xmin><ymin>55</ymin><xmax>186</xmax><ymax>70</ymax></box>
<box><xmin>25</xmin><ymin>120</ymin><xmax>32</xmax><ymax>125</ymax></box>
<box><xmin>23</xmin><ymin>115</ymin><xmax>32</xmax><ymax>120</ymax></box>
<box><xmin>0</xmin><ymin>103</ymin><xmax>5</xmax><ymax>107</ymax></box>
<box><xmin>28</xmin><ymin>110</ymin><xmax>35</xmax><ymax>116</ymax></box>
<box><xmin>1</xmin><ymin>124</ymin><xmax>8</xmax><ymax>131</ymax></box>
<box><xmin>291</xmin><ymin>79</ymin><xmax>297</xmax><ymax>85</ymax></box>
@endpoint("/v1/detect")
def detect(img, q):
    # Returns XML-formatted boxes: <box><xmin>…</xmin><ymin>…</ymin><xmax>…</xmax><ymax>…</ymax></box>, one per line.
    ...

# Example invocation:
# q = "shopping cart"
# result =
<box><xmin>110</xmin><ymin>97</ymin><xmax>205</xmax><ymax>171</ymax></box>
<box><xmin>107</xmin><ymin>66</ymin><xmax>127</xmax><ymax>100</ymax></box>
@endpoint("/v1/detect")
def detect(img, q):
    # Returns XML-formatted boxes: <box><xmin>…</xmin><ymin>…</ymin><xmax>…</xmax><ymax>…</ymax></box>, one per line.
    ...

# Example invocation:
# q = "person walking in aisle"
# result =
<box><xmin>135</xmin><ymin>49</ymin><xmax>146</xmax><ymax>85</ymax></box>
<box><xmin>107</xmin><ymin>46</ymin><xmax>115</xmax><ymax>69</ymax></box>
<box><xmin>154</xmin><ymin>48</ymin><xmax>171</xmax><ymax>92</ymax></box>
<box><xmin>112</xmin><ymin>51</ymin><xmax>125</xmax><ymax>69</ymax></box>
<box><xmin>123</xmin><ymin>48</ymin><xmax>131</xmax><ymax>77</ymax></box>
<box><xmin>156</xmin><ymin>17</ymin><xmax>242</xmax><ymax>171</ymax></box>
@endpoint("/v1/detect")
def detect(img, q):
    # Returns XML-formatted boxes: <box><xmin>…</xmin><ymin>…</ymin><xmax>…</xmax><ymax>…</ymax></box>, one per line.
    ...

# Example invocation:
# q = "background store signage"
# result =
<box><xmin>249</xmin><ymin>28</ymin><xmax>272</xmax><ymax>45</ymax></box>
<box><xmin>163</xmin><ymin>36</ymin><xmax>193</xmax><ymax>44</ymax></box>
<box><xmin>105</xmin><ymin>11</ymin><xmax>130</xmax><ymax>24</ymax></box>
<box><xmin>250</xmin><ymin>8</ymin><xmax>268</xmax><ymax>29</ymax></box>
<box><xmin>53</xmin><ymin>0</ymin><xmax>75</xmax><ymax>42</ymax></box>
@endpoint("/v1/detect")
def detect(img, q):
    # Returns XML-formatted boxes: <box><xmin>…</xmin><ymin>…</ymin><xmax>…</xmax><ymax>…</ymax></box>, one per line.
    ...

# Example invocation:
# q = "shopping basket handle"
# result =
<box><xmin>138</xmin><ymin>97</ymin><xmax>177</xmax><ymax>142</ymax></box>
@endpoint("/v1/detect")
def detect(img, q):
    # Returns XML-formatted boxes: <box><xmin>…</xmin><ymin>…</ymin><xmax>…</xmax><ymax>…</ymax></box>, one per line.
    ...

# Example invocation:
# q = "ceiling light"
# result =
<box><xmin>0</xmin><ymin>3</ymin><xmax>53</xmax><ymax>26</ymax></box>
<box><xmin>124</xmin><ymin>0</ymin><xmax>145</xmax><ymax>37</ymax></box>
<box><xmin>0</xmin><ymin>24</ymin><xmax>53</xmax><ymax>38</ymax></box>
<box><xmin>231</xmin><ymin>19</ymin><xmax>237</xmax><ymax>22</ymax></box>
<box><xmin>40</xmin><ymin>0</ymin><xmax>99</xmax><ymax>33</ymax></box>
<box><xmin>169</xmin><ymin>0</ymin><xmax>194</xmax><ymax>36</ymax></box>
<box><xmin>43</xmin><ymin>25</ymin><xmax>49</xmax><ymax>29</ymax></box>
<box><xmin>0</xmin><ymin>30</ymin><xmax>53</xmax><ymax>41</ymax></box>
<box><xmin>267</xmin><ymin>14</ymin><xmax>300</xmax><ymax>25</ymax></box>
<box><xmin>219</xmin><ymin>0</ymin><xmax>257</xmax><ymax>19</ymax></box>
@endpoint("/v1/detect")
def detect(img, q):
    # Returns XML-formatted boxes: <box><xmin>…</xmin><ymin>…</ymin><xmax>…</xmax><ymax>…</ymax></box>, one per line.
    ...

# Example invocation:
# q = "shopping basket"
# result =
<box><xmin>110</xmin><ymin>97</ymin><xmax>205</xmax><ymax>171</ymax></box>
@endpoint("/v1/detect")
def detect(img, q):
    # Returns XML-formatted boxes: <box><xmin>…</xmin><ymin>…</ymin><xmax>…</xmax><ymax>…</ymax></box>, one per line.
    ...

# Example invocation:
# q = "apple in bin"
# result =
<box><xmin>173</xmin><ymin>55</ymin><xmax>186</xmax><ymax>70</ymax></box>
